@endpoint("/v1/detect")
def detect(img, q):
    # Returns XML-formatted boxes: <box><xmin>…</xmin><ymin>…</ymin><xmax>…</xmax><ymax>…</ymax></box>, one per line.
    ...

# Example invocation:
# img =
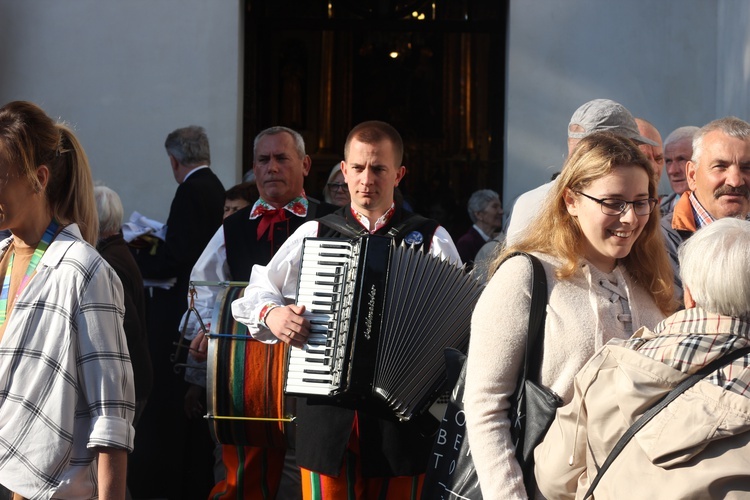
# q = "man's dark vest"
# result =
<box><xmin>223</xmin><ymin>198</ymin><xmax>336</xmax><ymax>280</ymax></box>
<box><xmin>295</xmin><ymin>205</ymin><xmax>442</xmax><ymax>478</ymax></box>
<box><xmin>316</xmin><ymin>206</ymin><xmax>439</xmax><ymax>252</ymax></box>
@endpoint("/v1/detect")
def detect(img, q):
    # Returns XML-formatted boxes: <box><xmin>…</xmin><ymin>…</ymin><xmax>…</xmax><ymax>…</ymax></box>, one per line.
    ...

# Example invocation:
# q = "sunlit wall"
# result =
<box><xmin>504</xmin><ymin>0</ymin><xmax>750</xmax><ymax>213</ymax></box>
<box><xmin>2</xmin><ymin>0</ymin><xmax>749</xmax><ymax>224</ymax></box>
<box><xmin>0</xmin><ymin>0</ymin><xmax>243</xmax><ymax>223</ymax></box>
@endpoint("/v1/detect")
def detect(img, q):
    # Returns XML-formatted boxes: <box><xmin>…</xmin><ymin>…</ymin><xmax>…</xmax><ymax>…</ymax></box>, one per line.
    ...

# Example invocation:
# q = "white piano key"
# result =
<box><xmin>288</xmin><ymin>238</ymin><xmax>355</xmax><ymax>398</ymax></box>
<box><xmin>285</xmin><ymin>382</ymin><xmax>331</xmax><ymax>396</ymax></box>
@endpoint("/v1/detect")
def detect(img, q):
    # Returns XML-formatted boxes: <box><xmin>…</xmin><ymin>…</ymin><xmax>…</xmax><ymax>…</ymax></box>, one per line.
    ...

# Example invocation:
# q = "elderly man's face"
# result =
<box><xmin>253</xmin><ymin>132</ymin><xmax>310</xmax><ymax>206</ymax></box>
<box><xmin>664</xmin><ymin>137</ymin><xmax>692</xmax><ymax>195</ymax></box>
<box><xmin>687</xmin><ymin>130</ymin><xmax>750</xmax><ymax>219</ymax></box>
<box><xmin>476</xmin><ymin>197</ymin><xmax>504</xmax><ymax>232</ymax></box>
<box><xmin>636</xmin><ymin>120</ymin><xmax>664</xmax><ymax>182</ymax></box>
<box><xmin>638</xmin><ymin>143</ymin><xmax>664</xmax><ymax>182</ymax></box>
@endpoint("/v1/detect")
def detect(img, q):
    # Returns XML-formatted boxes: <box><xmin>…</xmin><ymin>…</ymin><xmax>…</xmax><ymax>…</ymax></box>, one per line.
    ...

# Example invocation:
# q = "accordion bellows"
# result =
<box><xmin>285</xmin><ymin>235</ymin><xmax>484</xmax><ymax>421</ymax></box>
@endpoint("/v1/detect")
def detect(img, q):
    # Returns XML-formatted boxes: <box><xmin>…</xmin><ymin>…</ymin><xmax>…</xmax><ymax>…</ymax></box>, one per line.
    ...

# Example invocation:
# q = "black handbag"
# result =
<box><xmin>421</xmin><ymin>252</ymin><xmax>561</xmax><ymax>499</ymax></box>
<box><xmin>506</xmin><ymin>252</ymin><xmax>562</xmax><ymax>494</ymax></box>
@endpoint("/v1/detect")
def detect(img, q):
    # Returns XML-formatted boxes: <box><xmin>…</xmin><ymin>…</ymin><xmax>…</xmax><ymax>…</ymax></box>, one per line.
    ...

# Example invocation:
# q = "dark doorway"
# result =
<box><xmin>243</xmin><ymin>0</ymin><xmax>506</xmax><ymax>239</ymax></box>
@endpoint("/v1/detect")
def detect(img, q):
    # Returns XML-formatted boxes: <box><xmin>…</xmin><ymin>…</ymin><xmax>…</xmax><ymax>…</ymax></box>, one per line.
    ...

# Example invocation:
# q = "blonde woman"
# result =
<box><xmin>465</xmin><ymin>132</ymin><xmax>675</xmax><ymax>499</ymax></box>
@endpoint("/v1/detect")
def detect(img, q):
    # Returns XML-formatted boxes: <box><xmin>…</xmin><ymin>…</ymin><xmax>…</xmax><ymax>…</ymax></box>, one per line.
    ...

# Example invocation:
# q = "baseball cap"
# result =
<box><xmin>568</xmin><ymin>99</ymin><xmax>658</xmax><ymax>146</ymax></box>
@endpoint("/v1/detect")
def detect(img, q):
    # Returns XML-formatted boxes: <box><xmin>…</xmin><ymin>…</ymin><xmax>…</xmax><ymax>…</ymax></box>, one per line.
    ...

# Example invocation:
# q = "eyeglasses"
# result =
<box><xmin>327</xmin><ymin>182</ymin><xmax>347</xmax><ymax>192</ymax></box>
<box><xmin>575</xmin><ymin>191</ymin><xmax>658</xmax><ymax>216</ymax></box>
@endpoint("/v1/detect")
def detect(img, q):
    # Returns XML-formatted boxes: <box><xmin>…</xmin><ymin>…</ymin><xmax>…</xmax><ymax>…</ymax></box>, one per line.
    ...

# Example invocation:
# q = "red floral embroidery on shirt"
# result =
<box><xmin>350</xmin><ymin>204</ymin><xmax>395</xmax><ymax>233</ymax></box>
<box><xmin>250</xmin><ymin>194</ymin><xmax>309</xmax><ymax>219</ymax></box>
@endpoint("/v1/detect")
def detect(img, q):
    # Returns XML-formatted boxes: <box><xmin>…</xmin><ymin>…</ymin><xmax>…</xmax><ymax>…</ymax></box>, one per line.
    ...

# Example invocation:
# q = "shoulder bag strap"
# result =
<box><xmin>316</xmin><ymin>213</ymin><xmax>366</xmax><ymax>238</ymax></box>
<box><xmin>503</xmin><ymin>252</ymin><xmax>548</xmax><ymax>384</ymax></box>
<box><xmin>584</xmin><ymin>345</ymin><xmax>750</xmax><ymax>499</ymax></box>
<box><xmin>306</xmin><ymin>198</ymin><xmax>320</xmax><ymax>218</ymax></box>
<box><xmin>386</xmin><ymin>214</ymin><xmax>439</xmax><ymax>241</ymax></box>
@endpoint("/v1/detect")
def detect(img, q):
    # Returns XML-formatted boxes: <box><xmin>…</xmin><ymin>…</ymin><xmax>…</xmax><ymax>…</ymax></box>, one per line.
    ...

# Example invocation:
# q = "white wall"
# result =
<box><xmin>3</xmin><ymin>0</ymin><xmax>749</xmax><ymax>221</ymax></box>
<box><xmin>0</xmin><ymin>0</ymin><xmax>243</xmax><ymax>223</ymax></box>
<box><xmin>504</xmin><ymin>0</ymin><xmax>723</xmax><ymax>208</ymax></box>
<box><xmin>717</xmin><ymin>0</ymin><xmax>750</xmax><ymax>120</ymax></box>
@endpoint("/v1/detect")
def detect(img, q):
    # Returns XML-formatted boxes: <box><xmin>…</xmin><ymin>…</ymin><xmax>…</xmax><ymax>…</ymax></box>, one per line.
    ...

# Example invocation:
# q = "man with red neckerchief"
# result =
<box><xmin>185</xmin><ymin>126</ymin><xmax>336</xmax><ymax>500</ymax></box>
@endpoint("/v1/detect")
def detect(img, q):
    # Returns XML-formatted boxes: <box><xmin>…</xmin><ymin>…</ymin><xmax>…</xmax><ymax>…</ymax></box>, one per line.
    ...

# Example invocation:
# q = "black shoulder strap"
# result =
<box><xmin>317</xmin><ymin>211</ymin><xmax>439</xmax><ymax>244</ymax></box>
<box><xmin>502</xmin><ymin>251</ymin><xmax>549</xmax><ymax>496</ymax></box>
<box><xmin>307</xmin><ymin>198</ymin><xmax>320</xmax><ymax>218</ymax></box>
<box><xmin>502</xmin><ymin>252</ymin><xmax>548</xmax><ymax>384</ymax></box>
<box><xmin>386</xmin><ymin>213</ymin><xmax>438</xmax><ymax>241</ymax></box>
<box><xmin>316</xmin><ymin>213</ymin><xmax>367</xmax><ymax>238</ymax></box>
<box><xmin>584</xmin><ymin>345</ymin><xmax>750</xmax><ymax>499</ymax></box>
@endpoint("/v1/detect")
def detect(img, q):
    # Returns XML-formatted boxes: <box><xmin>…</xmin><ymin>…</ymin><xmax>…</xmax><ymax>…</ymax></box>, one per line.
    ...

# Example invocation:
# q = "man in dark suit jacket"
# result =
<box><xmin>136</xmin><ymin>125</ymin><xmax>226</xmax><ymax>283</ymax></box>
<box><xmin>129</xmin><ymin>125</ymin><xmax>226</xmax><ymax>499</ymax></box>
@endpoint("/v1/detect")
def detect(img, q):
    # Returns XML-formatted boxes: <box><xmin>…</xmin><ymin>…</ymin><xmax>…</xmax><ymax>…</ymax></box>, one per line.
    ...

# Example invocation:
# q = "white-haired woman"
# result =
<box><xmin>322</xmin><ymin>163</ymin><xmax>350</xmax><ymax>207</ymax></box>
<box><xmin>95</xmin><ymin>185</ymin><xmax>152</xmax><ymax>426</ymax></box>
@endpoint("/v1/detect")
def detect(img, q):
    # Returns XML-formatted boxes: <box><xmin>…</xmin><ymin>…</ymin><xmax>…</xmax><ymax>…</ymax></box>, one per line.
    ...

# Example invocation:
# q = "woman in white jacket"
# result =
<box><xmin>465</xmin><ymin>131</ymin><xmax>675</xmax><ymax>499</ymax></box>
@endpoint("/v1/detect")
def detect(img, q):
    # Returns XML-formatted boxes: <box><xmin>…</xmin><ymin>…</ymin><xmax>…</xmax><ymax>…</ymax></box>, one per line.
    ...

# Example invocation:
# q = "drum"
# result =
<box><xmin>206</xmin><ymin>285</ymin><xmax>293</xmax><ymax>448</ymax></box>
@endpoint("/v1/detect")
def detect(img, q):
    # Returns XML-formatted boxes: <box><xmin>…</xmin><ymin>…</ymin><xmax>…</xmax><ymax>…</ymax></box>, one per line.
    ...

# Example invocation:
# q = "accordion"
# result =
<box><xmin>284</xmin><ymin>234</ymin><xmax>484</xmax><ymax>421</ymax></box>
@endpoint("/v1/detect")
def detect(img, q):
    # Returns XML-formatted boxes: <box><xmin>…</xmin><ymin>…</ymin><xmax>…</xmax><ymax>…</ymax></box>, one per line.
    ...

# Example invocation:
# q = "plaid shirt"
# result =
<box><xmin>0</xmin><ymin>224</ymin><xmax>135</xmax><ymax>499</ymax></box>
<box><xmin>624</xmin><ymin>307</ymin><xmax>750</xmax><ymax>396</ymax></box>
<box><xmin>688</xmin><ymin>191</ymin><xmax>716</xmax><ymax>228</ymax></box>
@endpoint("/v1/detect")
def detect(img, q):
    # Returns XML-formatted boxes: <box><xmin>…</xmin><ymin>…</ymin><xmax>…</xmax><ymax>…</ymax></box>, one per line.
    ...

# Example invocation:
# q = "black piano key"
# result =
<box><xmin>317</xmin><ymin>260</ymin><xmax>348</xmax><ymax>266</ymax></box>
<box><xmin>311</xmin><ymin>300</ymin><xmax>335</xmax><ymax>310</ymax></box>
<box><xmin>304</xmin><ymin>357</ymin><xmax>327</xmax><ymax>363</ymax></box>
<box><xmin>302</xmin><ymin>378</ymin><xmax>333</xmax><ymax>384</ymax></box>
<box><xmin>318</xmin><ymin>252</ymin><xmax>351</xmax><ymax>258</ymax></box>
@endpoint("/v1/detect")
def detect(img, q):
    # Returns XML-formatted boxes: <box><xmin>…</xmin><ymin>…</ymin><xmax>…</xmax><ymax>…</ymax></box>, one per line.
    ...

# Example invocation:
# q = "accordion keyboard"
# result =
<box><xmin>285</xmin><ymin>234</ymin><xmax>482</xmax><ymax>421</ymax></box>
<box><xmin>285</xmin><ymin>239</ymin><xmax>357</xmax><ymax>396</ymax></box>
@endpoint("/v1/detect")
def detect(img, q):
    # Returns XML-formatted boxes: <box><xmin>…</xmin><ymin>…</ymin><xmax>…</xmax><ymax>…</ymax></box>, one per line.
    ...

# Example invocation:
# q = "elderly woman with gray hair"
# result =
<box><xmin>535</xmin><ymin>217</ymin><xmax>750</xmax><ymax>498</ymax></box>
<box><xmin>95</xmin><ymin>185</ymin><xmax>153</xmax><ymax>424</ymax></box>
<box><xmin>455</xmin><ymin>189</ymin><xmax>504</xmax><ymax>266</ymax></box>
<box><xmin>322</xmin><ymin>162</ymin><xmax>351</xmax><ymax>207</ymax></box>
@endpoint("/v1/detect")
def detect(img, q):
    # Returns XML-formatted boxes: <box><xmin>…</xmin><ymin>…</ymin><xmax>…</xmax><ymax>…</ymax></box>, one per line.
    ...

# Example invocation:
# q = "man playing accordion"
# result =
<box><xmin>233</xmin><ymin>120</ymin><xmax>461</xmax><ymax>499</ymax></box>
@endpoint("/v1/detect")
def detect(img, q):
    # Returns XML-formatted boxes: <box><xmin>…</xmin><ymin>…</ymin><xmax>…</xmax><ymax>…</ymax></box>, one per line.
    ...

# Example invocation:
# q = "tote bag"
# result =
<box><xmin>421</xmin><ymin>253</ymin><xmax>561</xmax><ymax>498</ymax></box>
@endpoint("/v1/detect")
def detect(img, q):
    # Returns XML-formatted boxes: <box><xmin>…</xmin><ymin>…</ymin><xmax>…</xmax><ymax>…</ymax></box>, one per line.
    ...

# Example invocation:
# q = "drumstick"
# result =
<box><xmin>205</xmin><ymin>415</ymin><xmax>295</xmax><ymax>422</ymax></box>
